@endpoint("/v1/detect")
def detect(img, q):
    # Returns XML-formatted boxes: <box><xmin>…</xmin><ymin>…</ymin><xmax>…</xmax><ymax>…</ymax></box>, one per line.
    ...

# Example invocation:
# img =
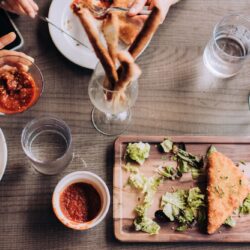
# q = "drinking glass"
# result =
<box><xmin>21</xmin><ymin>116</ymin><xmax>73</xmax><ymax>175</ymax></box>
<box><xmin>88</xmin><ymin>63</ymin><xmax>138</xmax><ymax>136</ymax></box>
<box><xmin>0</xmin><ymin>55</ymin><xmax>44</xmax><ymax>115</ymax></box>
<box><xmin>203</xmin><ymin>14</ymin><xmax>250</xmax><ymax>78</ymax></box>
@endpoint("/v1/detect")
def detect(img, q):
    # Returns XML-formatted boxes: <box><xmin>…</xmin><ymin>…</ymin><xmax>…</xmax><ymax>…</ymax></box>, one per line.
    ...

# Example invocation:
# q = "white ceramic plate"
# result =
<box><xmin>48</xmin><ymin>0</ymin><xmax>149</xmax><ymax>69</ymax></box>
<box><xmin>0</xmin><ymin>129</ymin><xmax>7</xmax><ymax>181</ymax></box>
<box><xmin>48</xmin><ymin>0</ymin><xmax>102</xmax><ymax>69</ymax></box>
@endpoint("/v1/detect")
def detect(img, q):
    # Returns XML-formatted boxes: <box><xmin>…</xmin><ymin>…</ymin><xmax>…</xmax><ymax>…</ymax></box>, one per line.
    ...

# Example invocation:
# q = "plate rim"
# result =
<box><xmin>0</xmin><ymin>128</ymin><xmax>7</xmax><ymax>181</ymax></box>
<box><xmin>48</xmin><ymin>0</ymin><xmax>98</xmax><ymax>69</ymax></box>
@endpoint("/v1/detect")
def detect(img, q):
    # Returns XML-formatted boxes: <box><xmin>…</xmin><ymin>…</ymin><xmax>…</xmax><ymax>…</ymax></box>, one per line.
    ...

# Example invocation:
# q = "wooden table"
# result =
<box><xmin>1</xmin><ymin>0</ymin><xmax>250</xmax><ymax>249</ymax></box>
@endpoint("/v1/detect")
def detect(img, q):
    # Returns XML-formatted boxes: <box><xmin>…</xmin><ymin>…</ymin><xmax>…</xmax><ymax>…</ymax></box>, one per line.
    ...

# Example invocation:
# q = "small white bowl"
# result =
<box><xmin>52</xmin><ymin>171</ymin><xmax>110</xmax><ymax>230</ymax></box>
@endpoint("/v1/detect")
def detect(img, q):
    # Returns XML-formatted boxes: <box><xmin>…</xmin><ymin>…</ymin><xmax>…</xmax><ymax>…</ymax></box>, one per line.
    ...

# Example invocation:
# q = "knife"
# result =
<box><xmin>38</xmin><ymin>15</ymin><xmax>89</xmax><ymax>49</ymax></box>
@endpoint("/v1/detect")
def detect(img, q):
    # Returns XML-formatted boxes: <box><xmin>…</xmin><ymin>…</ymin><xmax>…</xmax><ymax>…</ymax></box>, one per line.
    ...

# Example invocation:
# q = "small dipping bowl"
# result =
<box><xmin>52</xmin><ymin>171</ymin><xmax>110</xmax><ymax>230</ymax></box>
<box><xmin>0</xmin><ymin>55</ymin><xmax>44</xmax><ymax>115</ymax></box>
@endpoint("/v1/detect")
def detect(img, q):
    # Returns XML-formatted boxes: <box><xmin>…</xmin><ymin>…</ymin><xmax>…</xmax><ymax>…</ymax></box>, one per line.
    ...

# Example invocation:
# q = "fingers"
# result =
<box><xmin>19</xmin><ymin>0</ymin><xmax>38</xmax><ymax>18</ymax></box>
<box><xmin>0</xmin><ymin>62</ymin><xmax>29</xmax><ymax>72</ymax></box>
<box><xmin>0</xmin><ymin>32</ymin><xmax>16</xmax><ymax>49</ymax></box>
<box><xmin>130</xmin><ymin>15</ymin><xmax>148</xmax><ymax>23</ymax></box>
<box><xmin>0</xmin><ymin>0</ymin><xmax>38</xmax><ymax>18</ymax></box>
<box><xmin>28</xmin><ymin>0</ymin><xmax>39</xmax><ymax>12</ymax></box>
<box><xmin>150</xmin><ymin>0</ymin><xmax>171</xmax><ymax>23</ymax></box>
<box><xmin>0</xmin><ymin>50</ymin><xmax>34</xmax><ymax>66</ymax></box>
<box><xmin>128</xmin><ymin>0</ymin><xmax>147</xmax><ymax>16</ymax></box>
<box><xmin>0</xmin><ymin>50</ymin><xmax>33</xmax><ymax>72</ymax></box>
<box><xmin>0</xmin><ymin>0</ymin><xmax>26</xmax><ymax>15</ymax></box>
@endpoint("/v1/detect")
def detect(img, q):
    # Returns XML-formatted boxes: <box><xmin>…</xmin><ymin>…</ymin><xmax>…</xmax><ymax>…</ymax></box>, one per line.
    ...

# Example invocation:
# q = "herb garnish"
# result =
<box><xmin>160</xmin><ymin>139</ymin><xmax>204</xmax><ymax>179</ymax></box>
<box><xmin>160</xmin><ymin>187</ymin><xmax>206</xmax><ymax>232</ymax></box>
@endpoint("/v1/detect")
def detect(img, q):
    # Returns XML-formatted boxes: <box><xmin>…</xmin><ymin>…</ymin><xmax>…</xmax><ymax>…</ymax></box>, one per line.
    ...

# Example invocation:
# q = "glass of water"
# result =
<box><xmin>88</xmin><ymin>63</ymin><xmax>138</xmax><ymax>136</ymax></box>
<box><xmin>203</xmin><ymin>14</ymin><xmax>250</xmax><ymax>78</ymax></box>
<box><xmin>21</xmin><ymin>116</ymin><xmax>72</xmax><ymax>175</ymax></box>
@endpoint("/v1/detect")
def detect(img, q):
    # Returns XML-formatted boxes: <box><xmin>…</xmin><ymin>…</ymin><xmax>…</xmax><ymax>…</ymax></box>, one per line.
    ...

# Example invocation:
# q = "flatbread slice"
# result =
<box><xmin>112</xmin><ymin>0</ymin><xmax>145</xmax><ymax>45</ymax></box>
<box><xmin>207</xmin><ymin>147</ymin><xmax>250</xmax><ymax>234</ymax></box>
<box><xmin>117</xmin><ymin>13</ymin><xmax>145</xmax><ymax>45</ymax></box>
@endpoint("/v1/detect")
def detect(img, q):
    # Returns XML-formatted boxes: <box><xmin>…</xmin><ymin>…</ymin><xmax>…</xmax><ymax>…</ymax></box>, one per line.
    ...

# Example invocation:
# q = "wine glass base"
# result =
<box><xmin>91</xmin><ymin>108</ymin><xmax>131</xmax><ymax>136</ymax></box>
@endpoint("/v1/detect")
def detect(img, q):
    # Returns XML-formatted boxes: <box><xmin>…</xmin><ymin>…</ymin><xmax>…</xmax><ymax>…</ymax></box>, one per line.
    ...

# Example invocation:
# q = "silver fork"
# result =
<box><xmin>90</xmin><ymin>5</ymin><xmax>151</xmax><ymax>18</ymax></box>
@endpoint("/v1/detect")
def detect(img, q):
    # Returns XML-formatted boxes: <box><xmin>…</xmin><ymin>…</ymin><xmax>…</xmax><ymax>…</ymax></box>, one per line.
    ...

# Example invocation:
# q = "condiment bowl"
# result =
<box><xmin>0</xmin><ymin>55</ymin><xmax>44</xmax><ymax>115</ymax></box>
<box><xmin>52</xmin><ymin>171</ymin><xmax>110</xmax><ymax>230</ymax></box>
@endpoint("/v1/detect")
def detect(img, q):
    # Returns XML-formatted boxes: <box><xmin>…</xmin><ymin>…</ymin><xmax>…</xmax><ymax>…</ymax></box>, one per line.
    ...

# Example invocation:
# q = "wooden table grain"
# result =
<box><xmin>1</xmin><ymin>0</ymin><xmax>250</xmax><ymax>249</ymax></box>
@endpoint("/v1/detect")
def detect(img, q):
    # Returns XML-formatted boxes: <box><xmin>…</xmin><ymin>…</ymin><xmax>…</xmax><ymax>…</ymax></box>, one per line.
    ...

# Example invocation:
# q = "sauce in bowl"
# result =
<box><xmin>60</xmin><ymin>182</ymin><xmax>101</xmax><ymax>223</ymax></box>
<box><xmin>0</xmin><ymin>69</ymin><xmax>38</xmax><ymax>114</ymax></box>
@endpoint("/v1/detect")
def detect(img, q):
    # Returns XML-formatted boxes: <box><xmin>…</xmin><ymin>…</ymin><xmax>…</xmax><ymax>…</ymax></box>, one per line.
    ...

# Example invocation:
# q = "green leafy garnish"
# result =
<box><xmin>123</xmin><ymin>163</ymin><xmax>139</xmax><ymax>173</ymax></box>
<box><xmin>160</xmin><ymin>139</ymin><xmax>173</xmax><ymax>153</ymax></box>
<box><xmin>239</xmin><ymin>194</ymin><xmax>250</xmax><ymax>214</ymax></box>
<box><xmin>176</xmin><ymin>224</ymin><xmax>188</xmax><ymax>232</ymax></box>
<box><xmin>134</xmin><ymin>216</ymin><xmax>160</xmax><ymax>235</ymax></box>
<box><xmin>160</xmin><ymin>139</ymin><xmax>204</xmax><ymax>179</ymax></box>
<box><xmin>128</xmin><ymin>173</ymin><xmax>147</xmax><ymax>191</ymax></box>
<box><xmin>178</xmin><ymin>160</ymin><xmax>191</xmax><ymax>174</ymax></box>
<box><xmin>207</xmin><ymin>145</ymin><xmax>217</xmax><ymax>157</ymax></box>
<box><xmin>161</xmin><ymin>187</ymin><xmax>206</xmax><ymax>230</ymax></box>
<box><xmin>161</xmin><ymin>190</ymin><xmax>186</xmax><ymax>221</ymax></box>
<box><xmin>157</xmin><ymin>165</ymin><xmax>176</xmax><ymax>180</ymax></box>
<box><xmin>126</xmin><ymin>142</ymin><xmax>150</xmax><ymax>165</ymax></box>
<box><xmin>128</xmin><ymin>172</ymin><xmax>162</xmax><ymax>235</ymax></box>
<box><xmin>224</xmin><ymin>216</ymin><xmax>236</xmax><ymax>227</ymax></box>
<box><xmin>191</xmin><ymin>168</ymin><xmax>203</xmax><ymax>179</ymax></box>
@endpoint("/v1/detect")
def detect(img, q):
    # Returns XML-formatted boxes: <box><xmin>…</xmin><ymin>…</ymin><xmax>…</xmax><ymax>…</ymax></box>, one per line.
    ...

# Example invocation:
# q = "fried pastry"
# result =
<box><xmin>207</xmin><ymin>147</ymin><xmax>250</xmax><ymax>234</ymax></box>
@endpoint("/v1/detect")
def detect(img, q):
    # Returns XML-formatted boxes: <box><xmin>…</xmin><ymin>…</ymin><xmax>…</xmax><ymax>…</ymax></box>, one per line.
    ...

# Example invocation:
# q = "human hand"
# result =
<box><xmin>0</xmin><ymin>0</ymin><xmax>39</xmax><ymax>18</ymax></box>
<box><xmin>0</xmin><ymin>32</ymin><xmax>34</xmax><ymax>71</ymax></box>
<box><xmin>128</xmin><ymin>0</ymin><xmax>180</xmax><ymax>23</ymax></box>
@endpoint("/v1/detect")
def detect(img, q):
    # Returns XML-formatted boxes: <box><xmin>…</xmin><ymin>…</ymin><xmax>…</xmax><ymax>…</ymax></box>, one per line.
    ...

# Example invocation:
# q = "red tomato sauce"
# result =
<box><xmin>0</xmin><ymin>69</ymin><xmax>38</xmax><ymax>114</ymax></box>
<box><xmin>60</xmin><ymin>183</ymin><xmax>101</xmax><ymax>223</ymax></box>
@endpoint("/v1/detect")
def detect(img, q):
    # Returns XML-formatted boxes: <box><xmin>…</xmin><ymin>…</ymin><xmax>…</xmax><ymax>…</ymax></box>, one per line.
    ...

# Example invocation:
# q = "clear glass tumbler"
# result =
<box><xmin>88</xmin><ymin>63</ymin><xmax>138</xmax><ymax>136</ymax></box>
<box><xmin>21</xmin><ymin>116</ymin><xmax>73</xmax><ymax>175</ymax></box>
<box><xmin>203</xmin><ymin>14</ymin><xmax>250</xmax><ymax>78</ymax></box>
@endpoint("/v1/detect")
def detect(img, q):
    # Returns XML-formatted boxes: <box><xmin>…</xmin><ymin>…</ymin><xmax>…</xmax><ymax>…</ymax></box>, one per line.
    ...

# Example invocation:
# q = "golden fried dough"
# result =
<box><xmin>207</xmin><ymin>149</ymin><xmax>250</xmax><ymax>234</ymax></box>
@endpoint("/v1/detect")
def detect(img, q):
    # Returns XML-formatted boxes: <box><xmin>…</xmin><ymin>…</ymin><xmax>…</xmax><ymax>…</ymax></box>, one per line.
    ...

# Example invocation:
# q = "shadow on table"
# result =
<box><xmin>23</xmin><ymin>173</ymin><xmax>92</xmax><ymax>249</ymax></box>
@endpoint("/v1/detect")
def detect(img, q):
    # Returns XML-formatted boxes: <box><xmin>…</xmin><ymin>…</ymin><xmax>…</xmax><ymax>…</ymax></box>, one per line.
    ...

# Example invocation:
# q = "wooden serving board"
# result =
<box><xmin>113</xmin><ymin>136</ymin><xmax>250</xmax><ymax>242</ymax></box>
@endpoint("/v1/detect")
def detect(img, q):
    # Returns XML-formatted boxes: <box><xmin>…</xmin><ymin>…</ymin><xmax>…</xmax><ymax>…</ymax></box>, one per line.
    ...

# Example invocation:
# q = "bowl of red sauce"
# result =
<box><xmin>0</xmin><ymin>55</ymin><xmax>44</xmax><ymax>115</ymax></box>
<box><xmin>52</xmin><ymin>171</ymin><xmax>110</xmax><ymax>230</ymax></box>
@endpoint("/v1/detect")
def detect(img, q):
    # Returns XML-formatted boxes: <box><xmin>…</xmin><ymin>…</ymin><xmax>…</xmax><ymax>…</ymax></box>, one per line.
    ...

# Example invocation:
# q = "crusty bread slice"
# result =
<box><xmin>118</xmin><ymin>13</ymin><xmax>145</xmax><ymax>45</ymax></box>
<box><xmin>72</xmin><ymin>5</ymin><xmax>118</xmax><ymax>89</ymax></box>
<box><xmin>102</xmin><ymin>12</ymin><xmax>120</xmax><ymax>63</ymax></box>
<box><xmin>112</xmin><ymin>0</ymin><xmax>145</xmax><ymax>46</ymax></box>
<box><xmin>207</xmin><ymin>148</ymin><xmax>250</xmax><ymax>234</ymax></box>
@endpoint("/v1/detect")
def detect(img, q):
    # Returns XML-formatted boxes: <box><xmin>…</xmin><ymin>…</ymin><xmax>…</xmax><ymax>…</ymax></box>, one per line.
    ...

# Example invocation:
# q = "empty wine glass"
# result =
<box><xmin>88</xmin><ymin>63</ymin><xmax>138</xmax><ymax>136</ymax></box>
